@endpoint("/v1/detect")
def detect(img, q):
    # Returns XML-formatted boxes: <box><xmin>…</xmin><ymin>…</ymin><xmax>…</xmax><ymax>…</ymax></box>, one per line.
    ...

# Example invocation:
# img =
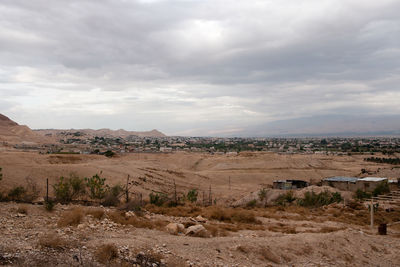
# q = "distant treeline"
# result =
<box><xmin>364</xmin><ymin>157</ymin><xmax>400</xmax><ymax>165</ymax></box>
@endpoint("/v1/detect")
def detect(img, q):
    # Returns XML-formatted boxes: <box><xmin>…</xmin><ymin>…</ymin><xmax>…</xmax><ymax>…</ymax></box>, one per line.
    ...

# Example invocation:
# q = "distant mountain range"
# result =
<box><xmin>243</xmin><ymin>115</ymin><xmax>400</xmax><ymax>137</ymax></box>
<box><xmin>0</xmin><ymin>113</ymin><xmax>166</xmax><ymax>144</ymax></box>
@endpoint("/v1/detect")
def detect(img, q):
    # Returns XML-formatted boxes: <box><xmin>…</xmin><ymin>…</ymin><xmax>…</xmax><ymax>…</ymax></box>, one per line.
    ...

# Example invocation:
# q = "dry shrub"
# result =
<box><xmin>57</xmin><ymin>207</ymin><xmax>84</xmax><ymax>227</ymax></box>
<box><xmin>38</xmin><ymin>233</ymin><xmax>68</xmax><ymax>250</ymax></box>
<box><xmin>95</xmin><ymin>244</ymin><xmax>118</xmax><ymax>264</ymax></box>
<box><xmin>107</xmin><ymin>211</ymin><xmax>167</xmax><ymax>230</ymax></box>
<box><xmin>259</xmin><ymin>247</ymin><xmax>281</xmax><ymax>264</ymax></box>
<box><xmin>204</xmin><ymin>206</ymin><xmax>261</xmax><ymax>224</ymax></box>
<box><xmin>268</xmin><ymin>224</ymin><xmax>297</xmax><ymax>234</ymax></box>
<box><xmin>145</xmin><ymin>204</ymin><xmax>202</xmax><ymax>217</ymax></box>
<box><xmin>85</xmin><ymin>207</ymin><xmax>104</xmax><ymax>219</ymax></box>
<box><xmin>17</xmin><ymin>205</ymin><xmax>28</xmax><ymax>214</ymax></box>
<box><xmin>319</xmin><ymin>226</ymin><xmax>344</xmax><ymax>233</ymax></box>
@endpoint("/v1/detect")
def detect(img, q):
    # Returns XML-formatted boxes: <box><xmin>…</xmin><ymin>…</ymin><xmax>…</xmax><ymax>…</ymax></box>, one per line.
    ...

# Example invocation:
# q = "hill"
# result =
<box><xmin>0</xmin><ymin>114</ymin><xmax>49</xmax><ymax>144</ymax></box>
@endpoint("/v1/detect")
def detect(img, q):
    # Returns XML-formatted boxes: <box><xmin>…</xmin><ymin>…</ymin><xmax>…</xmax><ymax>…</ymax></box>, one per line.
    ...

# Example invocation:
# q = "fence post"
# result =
<box><xmin>126</xmin><ymin>175</ymin><xmax>130</xmax><ymax>203</ymax></box>
<box><xmin>370</xmin><ymin>198</ymin><xmax>374</xmax><ymax>229</ymax></box>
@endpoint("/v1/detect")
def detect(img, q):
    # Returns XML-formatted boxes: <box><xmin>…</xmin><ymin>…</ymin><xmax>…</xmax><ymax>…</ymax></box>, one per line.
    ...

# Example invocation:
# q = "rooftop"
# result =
<box><xmin>323</xmin><ymin>176</ymin><xmax>358</xmax><ymax>183</ymax></box>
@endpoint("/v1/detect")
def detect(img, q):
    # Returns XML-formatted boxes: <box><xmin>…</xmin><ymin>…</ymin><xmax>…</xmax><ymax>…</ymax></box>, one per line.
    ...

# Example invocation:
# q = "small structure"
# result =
<box><xmin>357</xmin><ymin>177</ymin><xmax>388</xmax><ymax>192</ymax></box>
<box><xmin>323</xmin><ymin>176</ymin><xmax>389</xmax><ymax>192</ymax></box>
<box><xmin>273</xmin><ymin>180</ymin><xmax>309</xmax><ymax>190</ymax></box>
<box><xmin>322</xmin><ymin>176</ymin><xmax>358</xmax><ymax>191</ymax></box>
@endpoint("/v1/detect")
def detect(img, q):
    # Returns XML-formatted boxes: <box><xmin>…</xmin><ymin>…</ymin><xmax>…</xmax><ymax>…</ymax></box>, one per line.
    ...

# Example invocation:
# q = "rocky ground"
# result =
<box><xmin>1</xmin><ymin>201</ymin><xmax>400</xmax><ymax>267</ymax></box>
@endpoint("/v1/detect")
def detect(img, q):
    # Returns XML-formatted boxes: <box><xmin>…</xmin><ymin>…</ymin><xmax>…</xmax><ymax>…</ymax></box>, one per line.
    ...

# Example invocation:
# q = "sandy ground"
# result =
<box><xmin>0</xmin><ymin>150</ymin><xmax>397</xmax><ymax>203</ymax></box>
<box><xmin>0</xmin><ymin>202</ymin><xmax>399</xmax><ymax>267</ymax></box>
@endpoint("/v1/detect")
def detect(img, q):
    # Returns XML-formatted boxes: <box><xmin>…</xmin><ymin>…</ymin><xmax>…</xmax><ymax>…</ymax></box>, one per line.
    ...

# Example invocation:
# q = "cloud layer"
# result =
<box><xmin>0</xmin><ymin>0</ymin><xmax>399</xmax><ymax>135</ymax></box>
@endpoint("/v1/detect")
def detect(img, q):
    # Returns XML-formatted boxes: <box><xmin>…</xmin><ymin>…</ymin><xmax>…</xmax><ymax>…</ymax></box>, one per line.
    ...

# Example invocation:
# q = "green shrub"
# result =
<box><xmin>297</xmin><ymin>190</ymin><xmax>342</xmax><ymax>207</ymax></box>
<box><xmin>69</xmin><ymin>174</ymin><xmax>85</xmax><ymax>199</ymax></box>
<box><xmin>53</xmin><ymin>176</ymin><xmax>72</xmax><ymax>202</ymax></box>
<box><xmin>45</xmin><ymin>200</ymin><xmax>55</xmax><ymax>211</ymax></box>
<box><xmin>85</xmin><ymin>174</ymin><xmax>107</xmax><ymax>199</ymax></box>
<box><xmin>0</xmin><ymin>167</ymin><xmax>3</xmax><ymax>181</ymax></box>
<box><xmin>275</xmin><ymin>191</ymin><xmax>296</xmax><ymax>206</ymax></box>
<box><xmin>246</xmin><ymin>199</ymin><xmax>257</xmax><ymax>208</ymax></box>
<box><xmin>354</xmin><ymin>189</ymin><xmax>371</xmax><ymax>200</ymax></box>
<box><xmin>258</xmin><ymin>188</ymin><xmax>267</xmax><ymax>201</ymax></box>
<box><xmin>104</xmin><ymin>150</ymin><xmax>115</xmax><ymax>158</ymax></box>
<box><xmin>187</xmin><ymin>189</ymin><xmax>198</xmax><ymax>203</ymax></box>
<box><xmin>8</xmin><ymin>186</ymin><xmax>26</xmax><ymax>201</ymax></box>
<box><xmin>149</xmin><ymin>192</ymin><xmax>168</xmax><ymax>206</ymax></box>
<box><xmin>102</xmin><ymin>184</ymin><xmax>123</xmax><ymax>206</ymax></box>
<box><xmin>372</xmin><ymin>181</ymin><xmax>390</xmax><ymax>197</ymax></box>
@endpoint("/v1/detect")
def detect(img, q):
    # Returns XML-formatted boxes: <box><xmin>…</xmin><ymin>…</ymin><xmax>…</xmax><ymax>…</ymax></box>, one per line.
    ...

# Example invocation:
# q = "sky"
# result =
<box><xmin>0</xmin><ymin>0</ymin><xmax>399</xmax><ymax>136</ymax></box>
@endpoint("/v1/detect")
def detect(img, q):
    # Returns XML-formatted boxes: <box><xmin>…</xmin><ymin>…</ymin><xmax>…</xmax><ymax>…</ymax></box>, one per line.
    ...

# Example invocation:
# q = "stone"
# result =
<box><xmin>166</xmin><ymin>223</ymin><xmax>184</xmax><ymax>235</ymax></box>
<box><xmin>195</xmin><ymin>215</ymin><xmax>207</xmax><ymax>223</ymax></box>
<box><xmin>185</xmin><ymin>225</ymin><xmax>209</xmax><ymax>238</ymax></box>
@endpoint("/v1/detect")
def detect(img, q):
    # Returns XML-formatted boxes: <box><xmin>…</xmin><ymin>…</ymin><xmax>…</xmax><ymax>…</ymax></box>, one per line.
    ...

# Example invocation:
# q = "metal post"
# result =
<box><xmin>370</xmin><ymin>198</ymin><xmax>374</xmax><ymax>229</ymax></box>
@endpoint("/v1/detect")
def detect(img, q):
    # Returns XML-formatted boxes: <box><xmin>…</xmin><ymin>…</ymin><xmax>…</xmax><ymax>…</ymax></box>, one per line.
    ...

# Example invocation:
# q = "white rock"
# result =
<box><xmin>185</xmin><ymin>225</ymin><xmax>209</xmax><ymax>237</ymax></box>
<box><xmin>195</xmin><ymin>215</ymin><xmax>207</xmax><ymax>223</ymax></box>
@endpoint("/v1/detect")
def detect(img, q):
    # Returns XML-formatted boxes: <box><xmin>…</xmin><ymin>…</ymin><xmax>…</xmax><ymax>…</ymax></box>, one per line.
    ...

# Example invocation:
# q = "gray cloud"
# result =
<box><xmin>0</xmin><ymin>0</ymin><xmax>399</xmax><ymax>135</ymax></box>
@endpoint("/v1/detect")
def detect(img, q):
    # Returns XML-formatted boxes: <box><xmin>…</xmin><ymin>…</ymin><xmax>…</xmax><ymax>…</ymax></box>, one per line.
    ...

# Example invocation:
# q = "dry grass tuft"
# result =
<box><xmin>85</xmin><ymin>207</ymin><xmax>105</xmax><ymax>219</ymax></box>
<box><xmin>95</xmin><ymin>244</ymin><xmax>118</xmax><ymax>264</ymax></box>
<box><xmin>38</xmin><ymin>233</ymin><xmax>68</xmax><ymax>250</ymax></box>
<box><xmin>16</xmin><ymin>205</ymin><xmax>28</xmax><ymax>214</ymax></box>
<box><xmin>57</xmin><ymin>207</ymin><xmax>84</xmax><ymax>227</ymax></box>
<box><xmin>107</xmin><ymin>211</ymin><xmax>168</xmax><ymax>230</ymax></box>
<box><xmin>268</xmin><ymin>223</ymin><xmax>297</xmax><ymax>234</ymax></box>
<box><xmin>145</xmin><ymin>204</ymin><xmax>202</xmax><ymax>217</ymax></box>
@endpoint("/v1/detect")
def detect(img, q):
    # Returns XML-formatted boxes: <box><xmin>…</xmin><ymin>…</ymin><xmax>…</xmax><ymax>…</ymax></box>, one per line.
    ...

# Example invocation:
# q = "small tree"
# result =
<box><xmin>258</xmin><ymin>188</ymin><xmax>267</xmax><ymax>201</ymax></box>
<box><xmin>85</xmin><ymin>173</ymin><xmax>107</xmax><ymax>199</ymax></box>
<box><xmin>53</xmin><ymin>176</ymin><xmax>72</xmax><ymax>202</ymax></box>
<box><xmin>187</xmin><ymin>189</ymin><xmax>198</xmax><ymax>203</ymax></box>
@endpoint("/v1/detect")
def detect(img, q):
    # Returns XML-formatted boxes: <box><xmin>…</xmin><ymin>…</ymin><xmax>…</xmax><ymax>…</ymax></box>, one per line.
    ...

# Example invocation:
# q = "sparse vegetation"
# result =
<box><xmin>355</xmin><ymin>189</ymin><xmax>371</xmax><ymax>200</ymax></box>
<box><xmin>372</xmin><ymin>181</ymin><xmax>390</xmax><ymax>197</ymax></box>
<box><xmin>95</xmin><ymin>244</ymin><xmax>118</xmax><ymax>264</ymax></box>
<box><xmin>85</xmin><ymin>207</ymin><xmax>105</xmax><ymax>219</ymax></box>
<box><xmin>258</xmin><ymin>188</ymin><xmax>267</xmax><ymax>201</ymax></box>
<box><xmin>187</xmin><ymin>189</ymin><xmax>198</xmax><ymax>203</ymax></box>
<box><xmin>102</xmin><ymin>184</ymin><xmax>123</xmax><ymax>206</ymax></box>
<box><xmin>7</xmin><ymin>186</ymin><xmax>26</xmax><ymax>201</ymax></box>
<box><xmin>296</xmin><ymin>191</ymin><xmax>342</xmax><ymax>207</ymax></box>
<box><xmin>44</xmin><ymin>199</ymin><xmax>55</xmax><ymax>211</ymax></box>
<box><xmin>57</xmin><ymin>207</ymin><xmax>84</xmax><ymax>227</ymax></box>
<box><xmin>85</xmin><ymin>173</ymin><xmax>108</xmax><ymax>199</ymax></box>
<box><xmin>38</xmin><ymin>233</ymin><xmax>69</xmax><ymax>250</ymax></box>
<box><xmin>149</xmin><ymin>192</ymin><xmax>168</xmax><ymax>206</ymax></box>
<box><xmin>275</xmin><ymin>191</ymin><xmax>296</xmax><ymax>206</ymax></box>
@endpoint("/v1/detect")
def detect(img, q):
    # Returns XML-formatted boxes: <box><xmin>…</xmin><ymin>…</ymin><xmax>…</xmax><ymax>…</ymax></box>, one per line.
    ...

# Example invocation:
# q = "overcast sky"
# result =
<box><xmin>0</xmin><ymin>0</ymin><xmax>399</xmax><ymax>136</ymax></box>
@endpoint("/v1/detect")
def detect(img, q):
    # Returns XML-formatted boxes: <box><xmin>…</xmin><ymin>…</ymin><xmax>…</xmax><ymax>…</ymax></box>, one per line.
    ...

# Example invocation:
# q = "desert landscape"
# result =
<box><xmin>1</xmin><ymin>114</ymin><xmax>400</xmax><ymax>266</ymax></box>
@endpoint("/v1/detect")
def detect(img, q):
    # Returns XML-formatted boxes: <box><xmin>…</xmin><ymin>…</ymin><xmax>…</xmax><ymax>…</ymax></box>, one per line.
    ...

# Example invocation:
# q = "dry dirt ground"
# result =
<box><xmin>1</xmin><ymin>202</ymin><xmax>400</xmax><ymax>267</ymax></box>
<box><xmin>1</xmin><ymin>150</ymin><xmax>398</xmax><ymax>203</ymax></box>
